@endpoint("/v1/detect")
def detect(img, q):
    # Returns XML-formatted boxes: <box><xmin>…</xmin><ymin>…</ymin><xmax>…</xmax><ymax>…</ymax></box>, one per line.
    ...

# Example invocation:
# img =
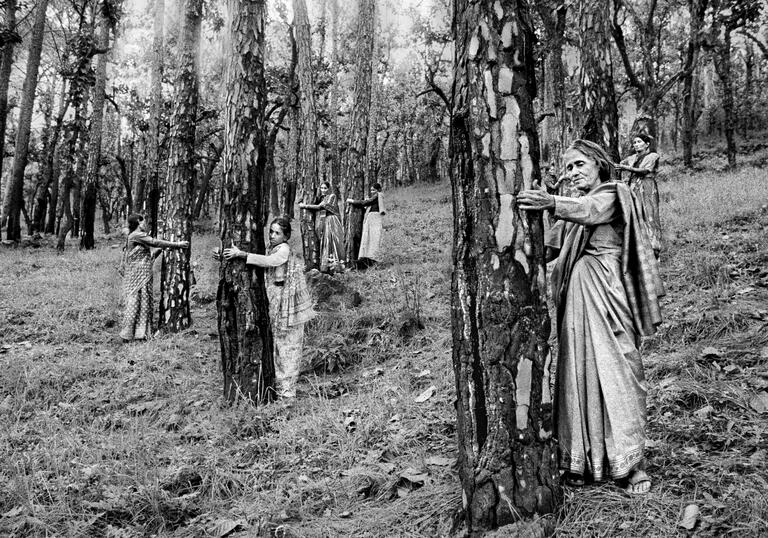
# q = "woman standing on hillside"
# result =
<box><xmin>616</xmin><ymin>133</ymin><xmax>662</xmax><ymax>258</ymax></box>
<box><xmin>518</xmin><ymin>139</ymin><xmax>664</xmax><ymax>494</ymax></box>
<box><xmin>346</xmin><ymin>182</ymin><xmax>385</xmax><ymax>269</ymax></box>
<box><xmin>222</xmin><ymin>217</ymin><xmax>315</xmax><ymax>399</ymax></box>
<box><xmin>120</xmin><ymin>214</ymin><xmax>189</xmax><ymax>342</ymax></box>
<box><xmin>299</xmin><ymin>182</ymin><xmax>345</xmax><ymax>273</ymax></box>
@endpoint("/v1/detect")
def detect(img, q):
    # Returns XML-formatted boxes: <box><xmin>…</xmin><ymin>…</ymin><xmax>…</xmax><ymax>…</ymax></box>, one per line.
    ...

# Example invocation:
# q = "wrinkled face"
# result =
<box><xmin>269</xmin><ymin>223</ymin><xmax>287</xmax><ymax>247</ymax></box>
<box><xmin>564</xmin><ymin>149</ymin><xmax>601</xmax><ymax>193</ymax></box>
<box><xmin>632</xmin><ymin>137</ymin><xmax>649</xmax><ymax>153</ymax></box>
<box><xmin>319</xmin><ymin>183</ymin><xmax>329</xmax><ymax>196</ymax></box>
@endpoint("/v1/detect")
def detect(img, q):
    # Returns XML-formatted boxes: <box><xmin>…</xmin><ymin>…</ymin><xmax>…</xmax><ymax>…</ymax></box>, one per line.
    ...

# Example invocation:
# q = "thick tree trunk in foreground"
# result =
<box><xmin>80</xmin><ymin>17</ymin><xmax>110</xmax><ymax>250</ymax></box>
<box><xmin>2</xmin><ymin>0</ymin><xmax>49</xmax><ymax>241</ymax></box>
<box><xmin>293</xmin><ymin>0</ymin><xmax>321</xmax><ymax>270</ymax></box>
<box><xmin>577</xmin><ymin>0</ymin><xmax>620</xmax><ymax>161</ymax></box>
<box><xmin>159</xmin><ymin>0</ymin><xmax>202</xmax><ymax>332</ymax></box>
<box><xmin>0</xmin><ymin>0</ymin><xmax>19</xmax><ymax>205</ymax></box>
<box><xmin>218</xmin><ymin>0</ymin><xmax>274</xmax><ymax>404</ymax></box>
<box><xmin>451</xmin><ymin>1</ymin><xmax>560</xmax><ymax>534</ymax></box>
<box><xmin>343</xmin><ymin>0</ymin><xmax>375</xmax><ymax>265</ymax></box>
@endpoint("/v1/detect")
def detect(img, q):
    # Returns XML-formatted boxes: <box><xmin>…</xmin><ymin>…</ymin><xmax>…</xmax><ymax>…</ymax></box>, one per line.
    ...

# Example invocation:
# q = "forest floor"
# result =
<box><xmin>1</xmin><ymin>153</ymin><xmax>768</xmax><ymax>537</ymax></box>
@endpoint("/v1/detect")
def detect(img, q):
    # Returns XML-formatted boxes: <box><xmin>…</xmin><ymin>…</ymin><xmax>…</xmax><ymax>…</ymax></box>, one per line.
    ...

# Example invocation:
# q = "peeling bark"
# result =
<box><xmin>218</xmin><ymin>0</ymin><xmax>273</xmax><ymax>404</ymax></box>
<box><xmin>451</xmin><ymin>1</ymin><xmax>560</xmax><ymax>534</ymax></box>
<box><xmin>159</xmin><ymin>0</ymin><xmax>202</xmax><ymax>332</ymax></box>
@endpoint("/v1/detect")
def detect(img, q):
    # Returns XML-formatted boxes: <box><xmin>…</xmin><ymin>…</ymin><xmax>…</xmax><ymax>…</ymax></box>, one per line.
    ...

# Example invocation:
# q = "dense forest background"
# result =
<box><xmin>0</xmin><ymin>0</ymin><xmax>766</xmax><ymax>246</ymax></box>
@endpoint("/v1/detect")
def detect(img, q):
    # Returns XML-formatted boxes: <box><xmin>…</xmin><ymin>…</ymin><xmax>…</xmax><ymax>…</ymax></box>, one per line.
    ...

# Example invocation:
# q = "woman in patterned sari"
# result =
<box><xmin>120</xmin><ymin>214</ymin><xmax>188</xmax><ymax>342</ymax></box>
<box><xmin>299</xmin><ymin>182</ymin><xmax>345</xmax><ymax>273</ymax></box>
<box><xmin>222</xmin><ymin>217</ymin><xmax>316</xmax><ymax>398</ymax></box>
<box><xmin>518</xmin><ymin>140</ymin><xmax>664</xmax><ymax>494</ymax></box>
<box><xmin>616</xmin><ymin>133</ymin><xmax>662</xmax><ymax>258</ymax></box>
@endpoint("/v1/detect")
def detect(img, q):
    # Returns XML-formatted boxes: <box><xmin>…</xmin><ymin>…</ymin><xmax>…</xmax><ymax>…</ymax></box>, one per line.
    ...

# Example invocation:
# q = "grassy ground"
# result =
<box><xmin>1</xmin><ymin>158</ymin><xmax>767</xmax><ymax>537</ymax></box>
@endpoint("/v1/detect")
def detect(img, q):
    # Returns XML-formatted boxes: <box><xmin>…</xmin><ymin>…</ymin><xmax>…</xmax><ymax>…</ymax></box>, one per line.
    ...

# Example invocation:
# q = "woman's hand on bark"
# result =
<box><xmin>517</xmin><ymin>189</ymin><xmax>555</xmax><ymax>211</ymax></box>
<box><xmin>222</xmin><ymin>246</ymin><xmax>245</xmax><ymax>260</ymax></box>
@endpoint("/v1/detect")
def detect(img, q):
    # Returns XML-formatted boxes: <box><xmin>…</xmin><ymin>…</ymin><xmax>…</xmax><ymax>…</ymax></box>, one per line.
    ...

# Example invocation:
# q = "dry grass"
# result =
<box><xmin>1</xmin><ymin>166</ymin><xmax>768</xmax><ymax>536</ymax></box>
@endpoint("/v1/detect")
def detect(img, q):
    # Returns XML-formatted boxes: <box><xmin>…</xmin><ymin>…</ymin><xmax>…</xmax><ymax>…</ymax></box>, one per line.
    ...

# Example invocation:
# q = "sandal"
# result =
<box><xmin>623</xmin><ymin>469</ymin><xmax>651</xmax><ymax>494</ymax></box>
<box><xmin>564</xmin><ymin>472</ymin><xmax>585</xmax><ymax>487</ymax></box>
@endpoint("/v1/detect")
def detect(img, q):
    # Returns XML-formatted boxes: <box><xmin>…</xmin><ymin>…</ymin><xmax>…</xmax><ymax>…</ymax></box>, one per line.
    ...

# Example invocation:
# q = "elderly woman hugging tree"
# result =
<box><xmin>517</xmin><ymin>139</ymin><xmax>664</xmax><ymax>494</ymax></box>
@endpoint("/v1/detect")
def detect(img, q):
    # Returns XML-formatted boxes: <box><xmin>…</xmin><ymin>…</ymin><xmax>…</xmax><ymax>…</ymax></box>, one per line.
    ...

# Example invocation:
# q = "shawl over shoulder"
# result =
<box><xmin>550</xmin><ymin>181</ymin><xmax>664</xmax><ymax>337</ymax></box>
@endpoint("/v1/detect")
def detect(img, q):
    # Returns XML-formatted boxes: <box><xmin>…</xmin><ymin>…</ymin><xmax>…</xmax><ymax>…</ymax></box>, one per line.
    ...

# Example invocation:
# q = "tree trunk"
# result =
<box><xmin>2</xmin><ymin>0</ymin><xmax>50</xmax><ymax>241</ymax></box>
<box><xmin>577</xmin><ymin>0</ymin><xmax>620</xmax><ymax>161</ymax></box>
<box><xmin>80</xmin><ymin>17</ymin><xmax>110</xmax><ymax>249</ymax></box>
<box><xmin>681</xmin><ymin>0</ymin><xmax>706</xmax><ymax>167</ymax></box>
<box><xmin>148</xmin><ymin>0</ymin><xmax>165</xmax><ymax>236</ymax></box>
<box><xmin>328</xmin><ymin>0</ymin><xmax>341</xmax><ymax>194</ymax></box>
<box><xmin>742</xmin><ymin>42</ymin><xmax>753</xmax><ymax>138</ymax></box>
<box><xmin>713</xmin><ymin>28</ymin><xmax>736</xmax><ymax>167</ymax></box>
<box><xmin>282</xmin><ymin>28</ymin><xmax>300</xmax><ymax>219</ymax></box>
<box><xmin>535</xmin><ymin>1</ymin><xmax>569</xmax><ymax>181</ymax></box>
<box><xmin>218</xmin><ymin>0</ymin><xmax>274</xmax><ymax>404</ymax></box>
<box><xmin>45</xmin><ymin>143</ymin><xmax>64</xmax><ymax>234</ymax></box>
<box><xmin>293</xmin><ymin>0</ymin><xmax>321</xmax><ymax>270</ymax></box>
<box><xmin>343</xmin><ymin>0</ymin><xmax>375</xmax><ymax>266</ymax></box>
<box><xmin>193</xmin><ymin>140</ymin><xmax>223</xmax><ymax>220</ymax></box>
<box><xmin>451</xmin><ymin>0</ymin><xmax>560</xmax><ymax>534</ymax></box>
<box><xmin>30</xmin><ymin>83</ymin><xmax>56</xmax><ymax>236</ymax></box>
<box><xmin>0</xmin><ymin>0</ymin><xmax>18</xmax><ymax>209</ymax></box>
<box><xmin>159</xmin><ymin>0</ymin><xmax>202</xmax><ymax>333</ymax></box>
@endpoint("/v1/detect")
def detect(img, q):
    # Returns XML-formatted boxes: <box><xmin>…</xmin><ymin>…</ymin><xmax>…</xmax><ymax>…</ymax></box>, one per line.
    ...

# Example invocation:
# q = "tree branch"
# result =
<box><xmin>611</xmin><ymin>1</ymin><xmax>644</xmax><ymax>93</ymax></box>
<box><xmin>415</xmin><ymin>85</ymin><xmax>451</xmax><ymax>112</ymax></box>
<box><xmin>740</xmin><ymin>29</ymin><xmax>768</xmax><ymax>58</ymax></box>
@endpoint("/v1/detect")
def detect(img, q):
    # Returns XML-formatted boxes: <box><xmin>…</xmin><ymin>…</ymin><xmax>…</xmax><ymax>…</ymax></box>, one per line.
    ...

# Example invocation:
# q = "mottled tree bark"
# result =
<box><xmin>577</xmin><ymin>0</ymin><xmax>620</xmax><ymax>161</ymax></box>
<box><xmin>80</xmin><ymin>16</ymin><xmax>110</xmax><ymax>249</ymax></box>
<box><xmin>218</xmin><ymin>0</ymin><xmax>274</xmax><ymax>404</ymax></box>
<box><xmin>293</xmin><ymin>0</ymin><xmax>321</xmax><ymax>270</ymax></box>
<box><xmin>343</xmin><ymin>0</ymin><xmax>375</xmax><ymax>265</ymax></box>
<box><xmin>159</xmin><ymin>0</ymin><xmax>202</xmax><ymax>332</ymax></box>
<box><xmin>451</xmin><ymin>0</ymin><xmax>560</xmax><ymax>534</ymax></box>
<box><xmin>2</xmin><ymin>0</ymin><xmax>50</xmax><ymax>241</ymax></box>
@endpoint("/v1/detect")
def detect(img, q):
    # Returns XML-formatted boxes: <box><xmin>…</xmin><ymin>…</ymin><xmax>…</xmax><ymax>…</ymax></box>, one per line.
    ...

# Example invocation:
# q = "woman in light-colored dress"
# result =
<box><xmin>223</xmin><ymin>217</ymin><xmax>315</xmax><ymax>398</ymax></box>
<box><xmin>120</xmin><ymin>214</ymin><xmax>188</xmax><ymax>342</ymax></box>
<box><xmin>518</xmin><ymin>139</ymin><xmax>664</xmax><ymax>494</ymax></box>
<box><xmin>346</xmin><ymin>182</ymin><xmax>385</xmax><ymax>269</ymax></box>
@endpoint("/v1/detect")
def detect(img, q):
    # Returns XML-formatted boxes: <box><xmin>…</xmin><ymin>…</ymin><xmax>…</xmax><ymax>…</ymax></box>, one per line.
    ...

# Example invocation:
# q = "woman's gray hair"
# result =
<box><xmin>565</xmin><ymin>139</ymin><xmax>615</xmax><ymax>183</ymax></box>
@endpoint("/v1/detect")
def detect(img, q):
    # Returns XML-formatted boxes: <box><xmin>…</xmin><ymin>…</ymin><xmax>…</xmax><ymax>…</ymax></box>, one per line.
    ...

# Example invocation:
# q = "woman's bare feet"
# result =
<box><xmin>623</xmin><ymin>469</ymin><xmax>651</xmax><ymax>494</ymax></box>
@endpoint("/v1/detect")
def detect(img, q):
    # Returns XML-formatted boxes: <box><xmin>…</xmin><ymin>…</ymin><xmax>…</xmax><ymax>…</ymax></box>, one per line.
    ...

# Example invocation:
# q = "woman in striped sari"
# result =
<box><xmin>120</xmin><ymin>214</ymin><xmax>188</xmax><ymax>342</ymax></box>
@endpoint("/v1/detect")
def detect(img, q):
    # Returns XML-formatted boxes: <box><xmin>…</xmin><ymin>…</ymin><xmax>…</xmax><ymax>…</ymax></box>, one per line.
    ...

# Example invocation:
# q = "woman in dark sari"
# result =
<box><xmin>616</xmin><ymin>133</ymin><xmax>662</xmax><ymax>258</ymax></box>
<box><xmin>299</xmin><ymin>182</ymin><xmax>345</xmax><ymax>273</ymax></box>
<box><xmin>518</xmin><ymin>140</ymin><xmax>664</xmax><ymax>494</ymax></box>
